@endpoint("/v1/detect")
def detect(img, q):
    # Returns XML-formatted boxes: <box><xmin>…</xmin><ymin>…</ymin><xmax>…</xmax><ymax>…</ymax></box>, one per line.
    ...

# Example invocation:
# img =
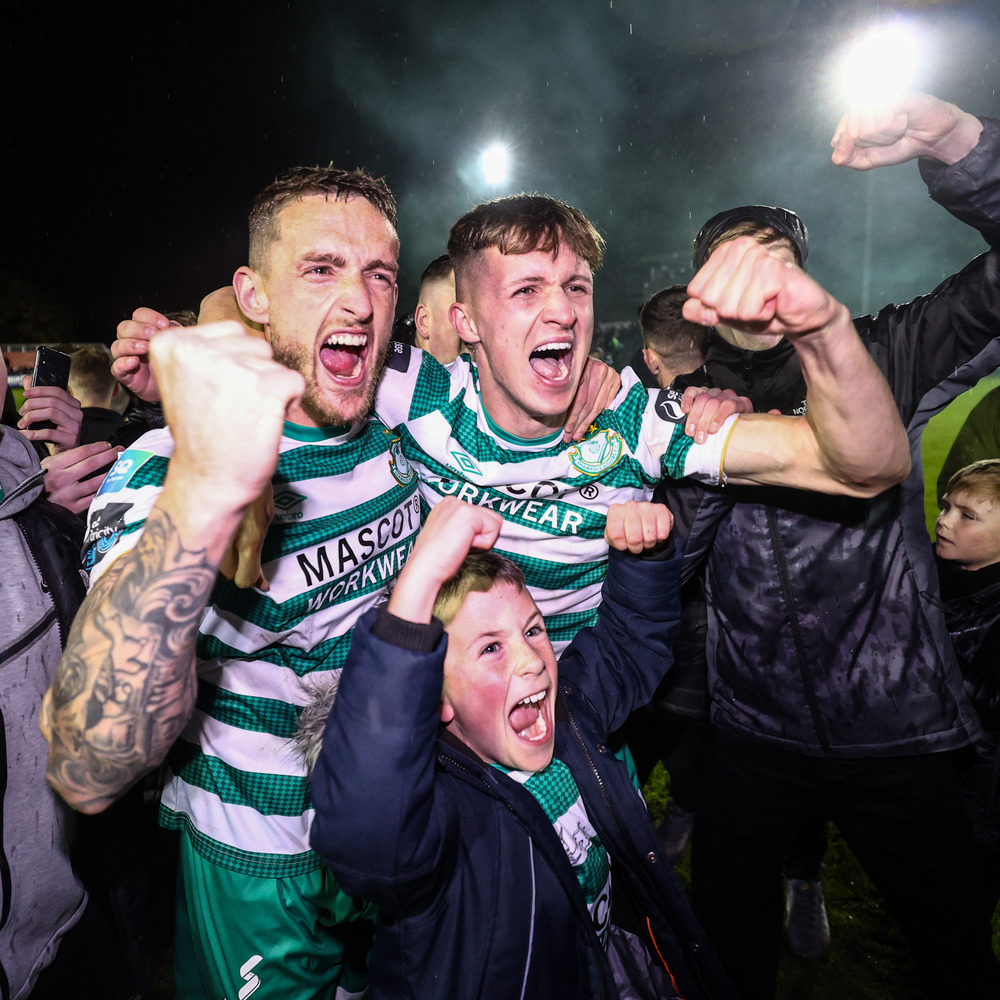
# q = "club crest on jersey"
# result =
<box><xmin>388</xmin><ymin>437</ymin><xmax>415</xmax><ymax>486</ymax></box>
<box><xmin>653</xmin><ymin>387</ymin><xmax>686</xmax><ymax>424</ymax></box>
<box><xmin>568</xmin><ymin>429</ymin><xmax>624</xmax><ymax>477</ymax></box>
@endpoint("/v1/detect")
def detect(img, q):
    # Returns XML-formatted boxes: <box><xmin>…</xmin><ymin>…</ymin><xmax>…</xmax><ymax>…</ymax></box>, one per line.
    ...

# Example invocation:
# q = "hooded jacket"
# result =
<box><xmin>0</xmin><ymin>425</ymin><xmax>87</xmax><ymax>1000</ymax></box>
<box><xmin>666</xmin><ymin>118</ymin><xmax>1000</xmax><ymax>757</ymax></box>
<box><xmin>310</xmin><ymin>545</ymin><xmax>737</xmax><ymax>1000</ymax></box>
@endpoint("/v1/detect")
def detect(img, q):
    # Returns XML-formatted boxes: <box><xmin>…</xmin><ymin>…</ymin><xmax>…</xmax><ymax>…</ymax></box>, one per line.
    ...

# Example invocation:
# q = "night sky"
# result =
<box><xmin>6</xmin><ymin>0</ymin><xmax>1000</xmax><ymax>357</ymax></box>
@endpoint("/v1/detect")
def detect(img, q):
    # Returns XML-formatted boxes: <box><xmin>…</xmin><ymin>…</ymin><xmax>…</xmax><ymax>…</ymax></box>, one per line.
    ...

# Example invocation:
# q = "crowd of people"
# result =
<box><xmin>2</xmin><ymin>89</ymin><xmax>999</xmax><ymax>1000</ymax></box>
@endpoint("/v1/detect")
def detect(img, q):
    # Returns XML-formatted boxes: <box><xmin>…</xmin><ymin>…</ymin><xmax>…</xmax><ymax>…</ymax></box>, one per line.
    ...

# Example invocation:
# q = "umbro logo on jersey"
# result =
<box><xmin>273</xmin><ymin>490</ymin><xmax>307</xmax><ymax>512</ymax></box>
<box><xmin>654</xmin><ymin>387</ymin><xmax>686</xmax><ymax>424</ymax></box>
<box><xmin>450</xmin><ymin>450</ymin><xmax>483</xmax><ymax>477</ymax></box>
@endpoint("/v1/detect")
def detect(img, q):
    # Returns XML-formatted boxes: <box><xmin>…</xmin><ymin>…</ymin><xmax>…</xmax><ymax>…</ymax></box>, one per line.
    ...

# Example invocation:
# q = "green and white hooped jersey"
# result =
<box><xmin>83</xmin><ymin>418</ymin><xmax>420</xmax><ymax>878</ymax></box>
<box><xmin>500</xmin><ymin>759</ymin><xmax>613</xmax><ymax>946</ymax></box>
<box><xmin>377</xmin><ymin>345</ymin><xmax>735</xmax><ymax>651</ymax></box>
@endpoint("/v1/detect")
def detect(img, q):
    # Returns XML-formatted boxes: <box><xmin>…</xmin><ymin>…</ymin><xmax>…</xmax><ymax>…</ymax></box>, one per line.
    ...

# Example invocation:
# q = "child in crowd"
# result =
<box><xmin>934</xmin><ymin>458</ymin><xmax>1000</xmax><ymax>915</ymax></box>
<box><xmin>308</xmin><ymin>496</ymin><xmax>737</xmax><ymax>1000</ymax></box>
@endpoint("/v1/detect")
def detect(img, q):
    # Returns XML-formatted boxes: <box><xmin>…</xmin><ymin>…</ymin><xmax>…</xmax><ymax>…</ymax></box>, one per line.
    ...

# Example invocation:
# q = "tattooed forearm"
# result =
<box><xmin>44</xmin><ymin>508</ymin><xmax>218</xmax><ymax>812</ymax></box>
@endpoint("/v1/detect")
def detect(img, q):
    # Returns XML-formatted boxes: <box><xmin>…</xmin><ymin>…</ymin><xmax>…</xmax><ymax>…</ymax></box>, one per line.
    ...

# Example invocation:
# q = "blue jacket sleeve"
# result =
<box><xmin>560</xmin><ymin>538</ymin><xmax>684</xmax><ymax>735</ymax></box>
<box><xmin>309</xmin><ymin>608</ymin><xmax>455</xmax><ymax>915</ymax></box>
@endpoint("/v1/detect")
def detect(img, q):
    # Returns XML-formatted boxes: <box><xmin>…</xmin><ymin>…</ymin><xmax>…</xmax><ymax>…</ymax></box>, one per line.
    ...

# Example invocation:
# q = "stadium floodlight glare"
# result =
<box><xmin>840</xmin><ymin>23</ymin><xmax>920</xmax><ymax>107</ymax></box>
<box><xmin>481</xmin><ymin>144</ymin><xmax>509</xmax><ymax>185</ymax></box>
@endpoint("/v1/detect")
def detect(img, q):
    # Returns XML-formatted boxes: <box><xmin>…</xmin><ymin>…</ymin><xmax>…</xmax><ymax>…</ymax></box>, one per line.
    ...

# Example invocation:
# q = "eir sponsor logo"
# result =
<box><xmin>296</xmin><ymin>493</ymin><xmax>421</xmax><ymax>588</ymax></box>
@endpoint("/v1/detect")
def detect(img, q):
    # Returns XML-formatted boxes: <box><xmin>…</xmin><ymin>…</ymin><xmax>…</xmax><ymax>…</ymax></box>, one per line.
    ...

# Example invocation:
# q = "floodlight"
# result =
<box><xmin>481</xmin><ymin>145</ymin><xmax>509</xmax><ymax>186</ymax></box>
<box><xmin>840</xmin><ymin>23</ymin><xmax>920</xmax><ymax>107</ymax></box>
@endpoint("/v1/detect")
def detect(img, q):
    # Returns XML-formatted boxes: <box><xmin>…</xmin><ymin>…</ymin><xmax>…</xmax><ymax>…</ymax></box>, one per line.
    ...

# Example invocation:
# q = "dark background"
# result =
<box><xmin>6</xmin><ymin>0</ymin><xmax>1000</xmax><ymax>355</ymax></box>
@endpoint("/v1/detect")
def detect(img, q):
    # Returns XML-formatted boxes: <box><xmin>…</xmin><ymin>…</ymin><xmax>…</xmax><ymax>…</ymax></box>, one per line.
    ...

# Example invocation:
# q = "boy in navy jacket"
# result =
<box><xmin>310</xmin><ymin>497</ymin><xmax>737</xmax><ymax>1000</ymax></box>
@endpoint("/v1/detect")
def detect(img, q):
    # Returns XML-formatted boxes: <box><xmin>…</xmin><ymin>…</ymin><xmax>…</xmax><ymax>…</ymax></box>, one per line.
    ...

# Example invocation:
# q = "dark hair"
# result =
<box><xmin>433</xmin><ymin>551</ymin><xmax>526</xmax><ymax>627</ymax></box>
<box><xmin>248</xmin><ymin>165</ymin><xmax>397</xmax><ymax>272</ymax></box>
<box><xmin>420</xmin><ymin>253</ymin><xmax>454</xmax><ymax>289</ymax></box>
<box><xmin>638</xmin><ymin>284</ymin><xmax>711</xmax><ymax>366</ymax></box>
<box><xmin>166</xmin><ymin>309</ymin><xmax>198</xmax><ymax>328</ymax></box>
<box><xmin>693</xmin><ymin>205</ymin><xmax>808</xmax><ymax>272</ymax></box>
<box><xmin>448</xmin><ymin>194</ymin><xmax>604</xmax><ymax>294</ymax></box>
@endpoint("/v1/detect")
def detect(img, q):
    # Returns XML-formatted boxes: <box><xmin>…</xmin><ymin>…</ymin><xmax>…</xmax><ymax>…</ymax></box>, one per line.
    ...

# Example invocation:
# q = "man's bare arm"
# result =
<box><xmin>41</xmin><ymin>510</ymin><xmax>215</xmax><ymax>812</ymax></box>
<box><xmin>684</xmin><ymin>238</ymin><xmax>910</xmax><ymax>496</ymax></box>
<box><xmin>42</xmin><ymin>321</ymin><xmax>304</xmax><ymax>812</ymax></box>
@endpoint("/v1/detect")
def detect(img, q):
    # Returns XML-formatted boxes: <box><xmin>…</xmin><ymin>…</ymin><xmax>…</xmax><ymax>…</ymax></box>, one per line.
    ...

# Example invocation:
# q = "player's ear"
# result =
<box><xmin>234</xmin><ymin>267</ymin><xmax>270</xmax><ymax>326</ymax></box>
<box><xmin>414</xmin><ymin>303</ymin><xmax>431</xmax><ymax>345</ymax></box>
<box><xmin>439</xmin><ymin>698</ymin><xmax>456</xmax><ymax>724</ymax></box>
<box><xmin>450</xmin><ymin>302</ymin><xmax>481</xmax><ymax>348</ymax></box>
<box><xmin>641</xmin><ymin>348</ymin><xmax>659</xmax><ymax>378</ymax></box>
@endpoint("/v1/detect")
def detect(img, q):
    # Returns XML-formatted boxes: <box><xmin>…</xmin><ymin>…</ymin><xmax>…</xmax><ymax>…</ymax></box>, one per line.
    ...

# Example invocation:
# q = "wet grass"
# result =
<box><xmin>644</xmin><ymin>763</ymin><xmax>1000</xmax><ymax>1000</ymax></box>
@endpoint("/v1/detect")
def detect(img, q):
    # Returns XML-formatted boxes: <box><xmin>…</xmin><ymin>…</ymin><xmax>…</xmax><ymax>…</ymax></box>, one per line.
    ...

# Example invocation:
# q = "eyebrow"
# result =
<box><xmin>297</xmin><ymin>251</ymin><xmax>399</xmax><ymax>274</ymax></box>
<box><xmin>505</xmin><ymin>270</ymin><xmax>592</xmax><ymax>288</ymax></box>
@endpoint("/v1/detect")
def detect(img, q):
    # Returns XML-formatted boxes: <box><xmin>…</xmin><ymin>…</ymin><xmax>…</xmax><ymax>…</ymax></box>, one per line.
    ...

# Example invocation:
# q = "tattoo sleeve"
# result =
<box><xmin>45</xmin><ymin>508</ymin><xmax>218</xmax><ymax>812</ymax></box>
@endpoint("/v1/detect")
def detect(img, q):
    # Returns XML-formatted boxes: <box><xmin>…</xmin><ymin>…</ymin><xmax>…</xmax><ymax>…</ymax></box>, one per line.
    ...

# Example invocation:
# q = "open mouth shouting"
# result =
<box><xmin>529</xmin><ymin>341</ymin><xmax>574</xmax><ymax>384</ymax></box>
<box><xmin>509</xmin><ymin>688</ymin><xmax>553</xmax><ymax>744</ymax></box>
<box><xmin>320</xmin><ymin>331</ymin><xmax>369</xmax><ymax>383</ymax></box>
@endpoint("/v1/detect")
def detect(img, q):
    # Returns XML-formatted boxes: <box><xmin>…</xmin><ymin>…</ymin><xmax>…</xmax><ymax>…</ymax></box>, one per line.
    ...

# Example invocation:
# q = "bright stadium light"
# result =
<box><xmin>481</xmin><ymin>144</ymin><xmax>509</xmax><ymax>185</ymax></box>
<box><xmin>840</xmin><ymin>23</ymin><xmax>921</xmax><ymax>107</ymax></box>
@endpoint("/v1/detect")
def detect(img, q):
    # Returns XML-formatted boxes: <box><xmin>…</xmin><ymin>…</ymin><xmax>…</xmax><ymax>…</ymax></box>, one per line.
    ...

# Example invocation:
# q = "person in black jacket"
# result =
<box><xmin>310</xmin><ymin>496</ymin><xmax>739</xmax><ymax>1000</ymax></box>
<box><xmin>663</xmin><ymin>91</ymin><xmax>1000</xmax><ymax>999</ymax></box>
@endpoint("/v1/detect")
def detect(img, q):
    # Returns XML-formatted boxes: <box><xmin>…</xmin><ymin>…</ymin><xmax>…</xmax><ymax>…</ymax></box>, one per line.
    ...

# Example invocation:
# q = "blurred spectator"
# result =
<box><xmin>638</xmin><ymin>284</ymin><xmax>711</xmax><ymax>389</ymax></box>
<box><xmin>68</xmin><ymin>344</ymin><xmax>127</xmax><ymax>445</ymax></box>
<box><xmin>413</xmin><ymin>253</ymin><xmax>461</xmax><ymax>364</ymax></box>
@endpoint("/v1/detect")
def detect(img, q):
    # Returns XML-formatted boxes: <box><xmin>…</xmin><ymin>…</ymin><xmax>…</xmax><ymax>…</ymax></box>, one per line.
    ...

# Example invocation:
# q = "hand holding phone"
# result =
<box><xmin>19</xmin><ymin>348</ymin><xmax>82</xmax><ymax>453</ymax></box>
<box><xmin>27</xmin><ymin>347</ymin><xmax>72</xmax><ymax>430</ymax></box>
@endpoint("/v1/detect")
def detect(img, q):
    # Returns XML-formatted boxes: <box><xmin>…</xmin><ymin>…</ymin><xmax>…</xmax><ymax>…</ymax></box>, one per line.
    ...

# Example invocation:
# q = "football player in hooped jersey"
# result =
<box><xmin>42</xmin><ymin>167</ymin><xmax>423</xmax><ymax>1000</ymax></box>
<box><xmin>370</xmin><ymin>194</ymin><xmax>912</xmax><ymax>650</ymax></box>
<box><xmin>443</xmin><ymin>194</ymin><xmax>908</xmax><ymax>490</ymax></box>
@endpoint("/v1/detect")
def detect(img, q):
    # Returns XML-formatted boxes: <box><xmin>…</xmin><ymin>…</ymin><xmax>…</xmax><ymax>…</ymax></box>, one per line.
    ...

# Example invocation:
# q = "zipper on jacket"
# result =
<box><xmin>766</xmin><ymin>509</ymin><xmax>832</xmax><ymax>755</ymax></box>
<box><xmin>13</xmin><ymin>516</ymin><xmax>67</xmax><ymax>649</ymax></box>
<box><xmin>0</xmin><ymin>607</ymin><xmax>57</xmax><ymax>671</ymax></box>
<box><xmin>565</xmin><ymin>699</ymin><xmax>688</xmax><ymax>1000</ymax></box>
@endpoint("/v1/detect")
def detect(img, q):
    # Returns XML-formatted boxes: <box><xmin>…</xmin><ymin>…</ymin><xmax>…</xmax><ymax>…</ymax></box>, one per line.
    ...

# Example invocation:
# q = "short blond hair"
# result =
<box><xmin>944</xmin><ymin>459</ymin><xmax>1000</xmax><ymax>507</ymax></box>
<box><xmin>434</xmin><ymin>552</ymin><xmax>526</xmax><ymax>627</ymax></box>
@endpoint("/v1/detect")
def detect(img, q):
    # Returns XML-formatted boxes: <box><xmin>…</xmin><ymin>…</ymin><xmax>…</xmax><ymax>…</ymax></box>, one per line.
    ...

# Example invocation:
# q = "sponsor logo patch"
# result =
<box><xmin>567</xmin><ymin>429</ymin><xmax>624</xmax><ymax>477</ymax></box>
<box><xmin>83</xmin><ymin>501</ymin><xmax>134</xmax><ymax>568</ymax></box>
<box><xmin>653</xmin><ymin>387</ymin><xmax>686</xmax><ymax>424</ymax></box>
<box><xmin>97</xmin><ymin>449</ymin><xmax>154</xmax><ymax>496</ymax></box>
